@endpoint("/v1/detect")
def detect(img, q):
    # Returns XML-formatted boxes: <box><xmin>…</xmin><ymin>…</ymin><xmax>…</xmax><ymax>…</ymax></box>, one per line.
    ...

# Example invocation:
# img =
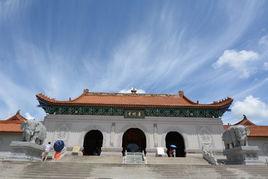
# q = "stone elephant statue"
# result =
<box><xmin>21</xmin><ymin>121</ymin><xmax>34</xmax><ymax>142</ymax></box>
<box><xmin>21</xmin><ymin>120</ymin><xmax>47</xmax><ymax>145</ymax></box>
<box><xmin>222</xmin><ymin>125</ymin><xmax>250</xmax><ymax>149</ymax></box>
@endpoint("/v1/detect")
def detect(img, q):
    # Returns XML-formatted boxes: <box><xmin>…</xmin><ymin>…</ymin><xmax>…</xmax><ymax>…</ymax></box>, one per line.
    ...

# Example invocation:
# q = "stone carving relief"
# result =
<box><xmin>198</xmin><ymin>126</ymin><xmax>213</xmax><ymax>149</ymax></box>
<box><xmin>55</xmin><ymin>123</ymin><xmax>70</xmax><ymax>141</ymax></box>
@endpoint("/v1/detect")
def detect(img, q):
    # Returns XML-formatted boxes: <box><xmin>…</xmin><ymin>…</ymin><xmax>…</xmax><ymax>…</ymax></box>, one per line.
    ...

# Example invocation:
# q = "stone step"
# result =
<box><xmin>146</xmin><ymin>154</ymin><xmax>209</xmax><ymax>165</ymax></box>
<box><xmin>59</xmin><ymin>155</ymin><xmax>123</xmax><ymax>164</ymax></box>
<box><xmin>2</xmin><ymin>161</ymin><xmax>268</xmax><ymax>178</ymax></box>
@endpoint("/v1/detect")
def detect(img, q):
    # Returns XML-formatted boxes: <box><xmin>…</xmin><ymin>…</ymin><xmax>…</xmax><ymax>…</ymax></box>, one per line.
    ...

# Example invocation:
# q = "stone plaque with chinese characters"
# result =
<box><xmin>124</xmin><ymin>110</ymin><xmax>145</xmax><ymax>118</ymax></box>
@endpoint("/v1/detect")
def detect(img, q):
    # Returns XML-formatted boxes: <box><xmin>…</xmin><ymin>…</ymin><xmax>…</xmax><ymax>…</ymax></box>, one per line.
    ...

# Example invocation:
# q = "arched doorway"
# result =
<box><xmin>165</xmin><ymin>131</ymin><xmax>186</xmax><ymax>157</ymax></box>
<box><xmin>83</xmin><ymin>130</ymin><xmax>103</xmax><ymax>156</ymax></box>
<box><xmin>122</xmin><ymin>128</ymin><xmax>146</xmax><ymax>155</ymax></box>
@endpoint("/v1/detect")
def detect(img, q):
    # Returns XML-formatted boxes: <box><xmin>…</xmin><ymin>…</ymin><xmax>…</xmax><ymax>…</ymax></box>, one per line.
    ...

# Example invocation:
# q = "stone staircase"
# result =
<box><xmin>1</xmin><ymin>161</ymin><xmax>268</xmax><ymax>178</ymax></box>
<box><xmin>60</xmin><ymin>155</ymin><xmax>122</xmax><ymax>164</ymax></box>
<box><xmin>2</xmin><ymin>153</ymin><xmax>268</xmax><ymax>178</ymax></box>
<box><xmin>146</xmin><ymin>154</ymin><xmax>209</xmax><ymax>165</ymax></box>
<box><xmin>123</xmin><ymin>152</ymin><xmax>145</xmax><ymax>164</ymax></box>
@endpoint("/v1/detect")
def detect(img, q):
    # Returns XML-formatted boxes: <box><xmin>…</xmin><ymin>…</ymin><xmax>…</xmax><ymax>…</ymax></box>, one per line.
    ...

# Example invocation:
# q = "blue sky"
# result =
<box><xmin>0</xmin><ymin>0</ymin><xmax>268</xmax><ymax>124</ymax></box>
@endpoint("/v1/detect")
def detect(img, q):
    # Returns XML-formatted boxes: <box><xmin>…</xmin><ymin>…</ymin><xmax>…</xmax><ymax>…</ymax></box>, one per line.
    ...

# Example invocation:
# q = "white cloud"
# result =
<box><xmin>119</xmin><ymin>88</ymin><xmax>145</xmax><ymax>94</ymax></box>
<box><xmin>232</xmin><ymin>95</ymin><xmax>268</xmax><ymax>124</ymax></box>
<box><xmin>25</xmin><ymin>112</ymin><xmax>35</xmax><ymax>120</ymax></box>
<box><xmin>213</xmin><ymin>50</ymin><xmax>259</xmax><ymax>78</ymax></box>
<box><xmin>259</xmin><ymin>35</ymin><xmax>268</xmax><ymax>47</ymax></box>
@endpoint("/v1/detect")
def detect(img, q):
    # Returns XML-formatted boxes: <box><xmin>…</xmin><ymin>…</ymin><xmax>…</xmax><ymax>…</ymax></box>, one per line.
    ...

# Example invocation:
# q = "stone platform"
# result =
<box><xmin>223</xmin><ymin>146</ymin><xmax>263</xmax><ymax>165</ymax></box>
<box><xmin>58</xmin><ymin>153</ymin><xmax>209</xmax><ymax>165</ymax></box>
<box><xmin>9</xmin><ymin>141</ymin><xmax>44</xmax><ymax>161</ymax></box>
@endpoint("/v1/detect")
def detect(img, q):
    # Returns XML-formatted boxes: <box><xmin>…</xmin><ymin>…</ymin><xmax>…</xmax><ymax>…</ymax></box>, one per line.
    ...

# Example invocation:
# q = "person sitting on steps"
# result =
<box><xmin>42</xmin><ymin>142</ymin><xmax>52</xmax><ymax>161</ymax></box>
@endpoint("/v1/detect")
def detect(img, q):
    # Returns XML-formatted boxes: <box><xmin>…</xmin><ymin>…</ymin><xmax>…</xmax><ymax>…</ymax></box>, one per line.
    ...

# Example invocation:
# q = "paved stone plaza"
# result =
<box><xmin>1</xmin><ymin>160</ymin><xmax>268</xmax><ymax>179</ymax></box>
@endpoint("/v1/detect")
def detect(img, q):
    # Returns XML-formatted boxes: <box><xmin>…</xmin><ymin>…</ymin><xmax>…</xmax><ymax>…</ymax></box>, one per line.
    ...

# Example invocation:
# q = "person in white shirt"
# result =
<box><xmin>42</xmin><ymin>142</ymin><xmax>52</xmax><ymax>161</ymax></box>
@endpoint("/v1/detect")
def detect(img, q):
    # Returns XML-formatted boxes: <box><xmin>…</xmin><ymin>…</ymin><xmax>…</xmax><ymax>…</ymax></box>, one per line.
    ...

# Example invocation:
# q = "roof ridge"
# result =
<box><xmin>212</xmin><ymin>97</ymin><xmax>233</xmax><ymax>104</ymax></box>
<box><xmin>37</xmin><ymin>93</ymin><xmax>56</xmax><ymax>101</ymax></box>
<box><xmin>179</xmin><ymin>91</ymin><xmax>197</xmax><ymax>104</ymax></box>
<box><xmin>36</xmin><ymin>89</ymin><xmax>233</xmax><ymax>110</ymax></box>
<box><xmin>37</xmin><ymin>90</ymin><xmax>181</xmax><ymax>103</ymax></box>
<box><xmin>233</xmin><ymin>115</ymin><xmax>256</xmax><ymax>126</ymax></box>
<box><xmin>87</xmin><ymin>92</ymin><xmax>176</xmax><ymax>96</ymax></box>
<box><xmin>0</xmin><ymin>111</ymin><xmax>27</xmax><ymax>123</ymax></box>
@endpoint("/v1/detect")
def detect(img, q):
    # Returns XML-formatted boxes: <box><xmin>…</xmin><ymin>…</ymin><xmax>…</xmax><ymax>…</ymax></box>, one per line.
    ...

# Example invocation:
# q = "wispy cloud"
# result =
<box><xmin>258</xmin><ymin>34</ymin><xmax>268</xmax><ymax>69</ymax></box>
<box><xmin>0</xmin><ymin>72</ymin><xmax>41</xmax><ymax>119</ymax></box>
<box><xmin>0</xmin><ymin>0</ymin><xmax>30</xmax><ymax>22</ymax></box>
<box><xmin>259</xmin><ymin>35</ymin><xmax>268</xmax><ymax>47</ymax></box>
<box><xmin>234</xmin><ymin>78</ymin><xmax>268</xmax><ymax>99</ymax></box>
<box><xmin>86</xmin><ymin>1</ymin><xmax>264</xmax><ymax>92</ymax></box>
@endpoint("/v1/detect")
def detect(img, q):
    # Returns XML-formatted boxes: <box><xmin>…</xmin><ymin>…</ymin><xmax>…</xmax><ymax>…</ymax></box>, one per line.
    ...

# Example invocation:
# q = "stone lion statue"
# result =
<box><xmin>222</xmin><ymin>125</ymin><xmax>250</xmax><ymax>149</ymax></box>
<box><xmin>21</xmin><ymin>120</ymin><xmax>47</xmax><ymax>145</ymax></box>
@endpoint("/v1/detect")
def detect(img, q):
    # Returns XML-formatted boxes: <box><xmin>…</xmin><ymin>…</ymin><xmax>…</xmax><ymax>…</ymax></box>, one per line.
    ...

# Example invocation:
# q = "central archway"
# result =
<box><xmin>122</xmin><ymin>128</ymin><xmax>146</xmax><ymax>155</ymax></box>
<box><xmin>165</xmin><ymin>131</ymin><xmax>186</xmax><ymax>157</ymax></box>
<box><xmin>83</xmin><ymin>130</ymin><xmax>103</xmax><ymax>156</ymax></box>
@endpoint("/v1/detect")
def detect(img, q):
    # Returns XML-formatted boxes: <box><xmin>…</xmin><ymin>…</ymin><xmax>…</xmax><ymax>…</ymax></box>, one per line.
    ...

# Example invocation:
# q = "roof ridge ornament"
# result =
<box><xmin>83</xmin><ymin>89</ymin><xmax>89</xmax><ymax>93</ymax></box>
<box><xmin>131</xmin><ymin>88</ymin><xmax>137</xmax><ymax>94</ymax></box>
<box><xmin>178</xmin><ymin>90</ymin><xmax>184</xmax><ymax>97</ymax></box>
<box><xmin>16</xmin><ymin>110</ymin><xmax>21</xmax><ymax>115</ymax></box>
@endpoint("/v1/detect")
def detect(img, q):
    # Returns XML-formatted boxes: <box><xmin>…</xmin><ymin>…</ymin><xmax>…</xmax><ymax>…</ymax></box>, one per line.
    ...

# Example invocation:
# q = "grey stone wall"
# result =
<box><xmin>248</xmin><ymin>137</ymin><xmax>268</xmax><ymax>156</ymax></box>
<box><xmin>43</xmin><ymin>114</ymin><xmax>225</xmax><ymax>154</ymax></box>
<box><xmin>0</xmin><ymin>133</ymin><xmax>23</xmax><ymax>152</ymax></box>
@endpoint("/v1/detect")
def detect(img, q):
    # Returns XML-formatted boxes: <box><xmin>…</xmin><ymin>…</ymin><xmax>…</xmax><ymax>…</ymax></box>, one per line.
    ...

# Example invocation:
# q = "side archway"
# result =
<box><xmin>165</xmin><ymin>131</ymin><xmax>186</xmax><ymax>157</ymax></box>
<box><xmin>83</xmin><ymin>130</ymin><xmax>103</xmax><ymax>156</ymax></box>
<box><xmin>122</xmin><ymin>128</ymin><xmax>146</xmax><ymax>155</ymax></box>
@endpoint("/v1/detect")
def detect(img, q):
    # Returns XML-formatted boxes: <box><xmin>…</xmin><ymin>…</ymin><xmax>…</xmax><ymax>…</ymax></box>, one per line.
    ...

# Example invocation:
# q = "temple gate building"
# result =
<box><xmin>36</xmin><ymin>89</ymin><xmax>233</xmax><ymax>156</ymax></box>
